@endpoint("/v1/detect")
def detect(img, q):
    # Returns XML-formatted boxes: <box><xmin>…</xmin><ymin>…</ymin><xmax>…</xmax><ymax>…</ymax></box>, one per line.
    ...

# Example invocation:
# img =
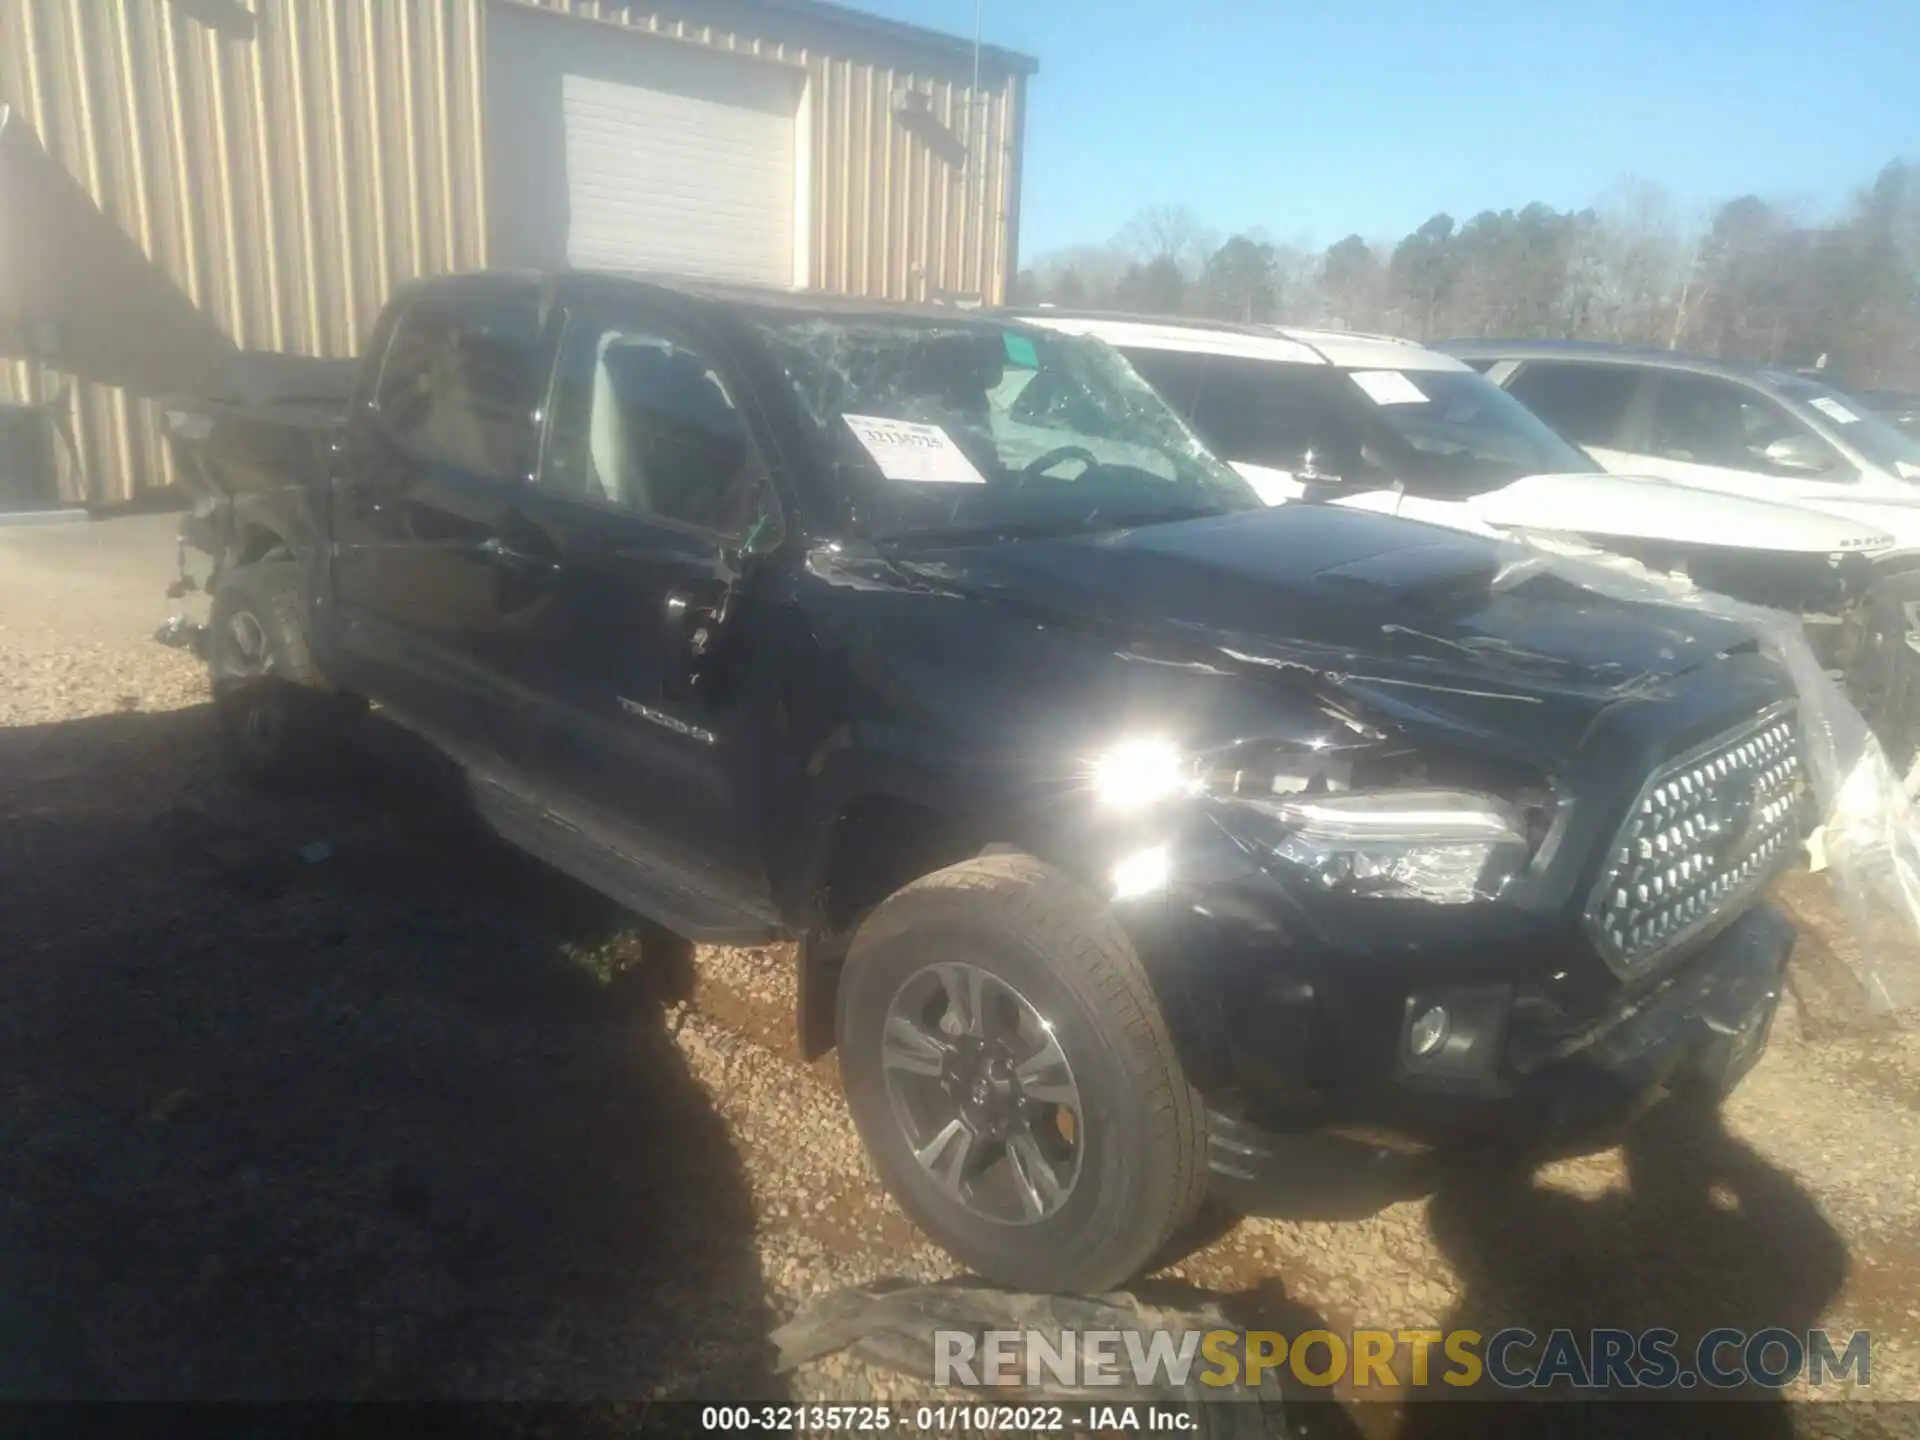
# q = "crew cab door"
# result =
<box><xmin>494</xmin><ymin>299</ymin><xmax>786</xmax><ymax>915</ymax></box>
<box><xmin>326</xmin><ymin>285</ymin><xmax>554</xmax><ymax>761</ymax></box>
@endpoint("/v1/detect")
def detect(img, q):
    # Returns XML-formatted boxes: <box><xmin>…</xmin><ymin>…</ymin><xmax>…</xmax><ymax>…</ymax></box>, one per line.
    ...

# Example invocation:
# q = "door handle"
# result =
<box><xmin>479</xmin><ymin>535</ymin><xmax>563</xmax><ymax>577</ymax></box>
<box><xmin>663</xmin><ymin>579</ymin><xmax>732</xmax><ymax>700</ymax></box>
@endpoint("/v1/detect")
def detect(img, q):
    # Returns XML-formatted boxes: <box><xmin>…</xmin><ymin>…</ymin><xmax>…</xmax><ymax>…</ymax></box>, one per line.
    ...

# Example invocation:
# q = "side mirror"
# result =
<box><xmin>1294</xmin><ymin>444</ymin><xmax>1355</xmax><ymax>502</ymax></box>
<box><xmin>1760</xmin><ymin>434</ymin><xmax>1831</xmax><ymax>475</ymax></box>
<box><xmin>1296</xmin><ymin>446</ymin><xmax>1345</xmax><ymax>486</ymax></box>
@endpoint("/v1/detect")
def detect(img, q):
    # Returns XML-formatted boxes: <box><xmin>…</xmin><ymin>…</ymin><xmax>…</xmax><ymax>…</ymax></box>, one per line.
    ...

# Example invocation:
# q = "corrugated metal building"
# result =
<box><xmin>0</xmin><ymin>0</ymin><xmax>1036</xmax><ymax>504</ymax></box>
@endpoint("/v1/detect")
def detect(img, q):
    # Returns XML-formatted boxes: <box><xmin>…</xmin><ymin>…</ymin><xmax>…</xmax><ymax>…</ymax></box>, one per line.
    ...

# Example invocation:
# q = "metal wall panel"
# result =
<box><xmin>0</xmin><ymin>0</ymin><xmax>1029</xmax><ymax>504</ymax></box>
<box><xmin>0</xmin><ymin>0</ymin><xmax>490</xmax><ymax>503</ymax></box>
<box><xmin>506</xmin><ymin>0</ymin><xmax>1027</xmax><ymax>305</ymax></box>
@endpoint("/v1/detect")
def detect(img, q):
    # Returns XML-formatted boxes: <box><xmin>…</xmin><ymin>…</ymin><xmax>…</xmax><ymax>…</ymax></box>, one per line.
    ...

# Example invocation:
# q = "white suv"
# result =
<box><xmin>1443</xmin><ymin>340</ymin><xmax>1920</xmax><ymax>762</ymax></box>
<box><xmin>1010</xmin><ymin>311</ymin><xmax>1920</xmax><ymax>757</ymax></box>
<box><xmin>1439</xmin><ymin>342</ymin><xmax>1920</xmax><ymax>552</ymax></box>
<box><xmin>1014</xmin><ymin>312</ymin><xmax>1882</xmax><ymax>563</ymax></box>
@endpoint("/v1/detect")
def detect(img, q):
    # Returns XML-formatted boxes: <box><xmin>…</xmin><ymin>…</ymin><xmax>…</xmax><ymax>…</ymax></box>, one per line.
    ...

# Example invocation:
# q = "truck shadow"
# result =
<box><xmin>0</xmin><ymin>703</ymin><xmax>779</xmax><ymax>1400</ymax></box>
<box><xmin>1149</xmin><ymin>1094</ymin><xmax>1850</xmax><ymax>1435</ymax></box>
<box><xmin>1396</xmin><ymin>1094</ymin><xmax>1849</xmax><ymax>1438</ymax></box>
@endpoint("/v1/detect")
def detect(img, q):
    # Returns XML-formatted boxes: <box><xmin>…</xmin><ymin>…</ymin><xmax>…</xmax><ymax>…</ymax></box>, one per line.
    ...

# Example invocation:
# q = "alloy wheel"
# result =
<box><xmin>879</xmin><ymin>960</ymin><xmax>1083</xmax><ymax>1225</ymax></box>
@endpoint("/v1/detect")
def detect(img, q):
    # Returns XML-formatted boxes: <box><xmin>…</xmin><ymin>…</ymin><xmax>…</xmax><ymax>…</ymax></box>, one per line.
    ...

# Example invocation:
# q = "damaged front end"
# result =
<box><xmin>1494</xmin><ymin>534</ymin><xmax>1920</xmax><ymax>1017</ymax></box>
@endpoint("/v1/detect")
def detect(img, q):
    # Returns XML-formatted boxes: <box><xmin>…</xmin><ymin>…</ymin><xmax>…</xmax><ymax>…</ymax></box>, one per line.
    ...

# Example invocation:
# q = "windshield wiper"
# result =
<box><xmin>876</xmin><ymin>503</ymin><xmax>1242</xmax><ymax>550</ymax></box>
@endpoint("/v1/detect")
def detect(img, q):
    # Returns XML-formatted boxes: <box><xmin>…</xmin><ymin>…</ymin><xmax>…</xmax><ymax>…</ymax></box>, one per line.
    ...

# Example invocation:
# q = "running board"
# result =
<box><xmin>468</xmin><ymin>772</ymin><xmax>783</xmax><ymax>944</ymax></box>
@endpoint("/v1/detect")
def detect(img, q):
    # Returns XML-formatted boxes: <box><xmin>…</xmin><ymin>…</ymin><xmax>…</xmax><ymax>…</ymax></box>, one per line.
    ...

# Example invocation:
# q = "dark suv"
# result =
<box><xmin>165</xmin><ymin>273</ymin><xmax>1801</xmax><ymax>1292</ymax></box>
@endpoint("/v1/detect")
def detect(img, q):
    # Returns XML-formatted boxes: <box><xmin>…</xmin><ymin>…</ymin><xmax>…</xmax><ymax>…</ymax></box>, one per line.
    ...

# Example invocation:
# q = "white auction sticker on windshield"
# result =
<box><xmin>1350</xmin><ymin>370</ymin><xmax>1428</xmax><ymax>406</ymax></box>
<box><xmin>1809</xmin><ymin>395</ymin><xmax>1861</xmax><ymax>425</ymax></box>
<box><xmin>842</xmin><ymin>414</ymin><xmax>987</xmax><ymax>484</ymax></box>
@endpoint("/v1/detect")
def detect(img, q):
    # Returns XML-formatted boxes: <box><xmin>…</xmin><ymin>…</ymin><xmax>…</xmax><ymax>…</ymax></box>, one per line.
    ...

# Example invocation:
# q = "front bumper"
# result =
<box><xmin>1205</xmin><ymin>901</ymin><xmax>1792</xmax><ymax>1204</ymax></box>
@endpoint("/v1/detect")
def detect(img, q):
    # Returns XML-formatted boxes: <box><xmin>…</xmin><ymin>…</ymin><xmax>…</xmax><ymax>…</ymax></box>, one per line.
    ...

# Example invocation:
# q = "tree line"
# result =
<box><xmin>1010</xmin><ymin>160</ymin><xmax>1920</xmax><ymax>390</ymax></box>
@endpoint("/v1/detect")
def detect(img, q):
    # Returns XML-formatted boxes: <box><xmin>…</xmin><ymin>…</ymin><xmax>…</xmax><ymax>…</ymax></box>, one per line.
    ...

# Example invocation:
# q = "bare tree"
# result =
<box><xmin>1014</xmin><ymin>161</ymin><xmax>1920</xmax><ymax>387</ymax></box>
<box><xmin>1025</xmin><ymin>243</ymin><xmax>1132</xmax><ymax>309</ymax></box>
<box><xmin>1116</xmin><ymin>205</ymin><xmax>1216</xmax><ymax>277</ymax></box>
<box><xmin>1665</xmin><ymin>226</ymin><xmax>1712</xmax><ymax>350</ymax></box>
<box><xmin>1581</xmin><ymin>179</ymin><xmax>1689</xmax><ymax>346</ymax></box>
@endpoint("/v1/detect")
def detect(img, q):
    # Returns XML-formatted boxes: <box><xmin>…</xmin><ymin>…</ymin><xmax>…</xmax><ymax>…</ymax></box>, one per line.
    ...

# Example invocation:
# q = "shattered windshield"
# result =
<box><xmin>753</xmin><ymin>316</ymin><xmax>1259</xmax><ymax>541</ymax></box>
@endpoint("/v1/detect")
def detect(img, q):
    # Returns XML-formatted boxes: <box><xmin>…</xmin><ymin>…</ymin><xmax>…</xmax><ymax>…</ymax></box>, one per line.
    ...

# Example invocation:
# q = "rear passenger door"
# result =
<box><xmin>328</xmin><ymin>286</ymin><xmax>553</xmax><ymax>760</ymax></box>
<box><xmin>496</xmin><ymin>299</ymin><xmax>786</xmax><ymax>911</ymax></box>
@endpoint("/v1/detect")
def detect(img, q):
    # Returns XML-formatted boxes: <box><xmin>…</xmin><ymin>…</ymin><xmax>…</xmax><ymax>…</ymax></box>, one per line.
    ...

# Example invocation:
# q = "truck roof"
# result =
<box><xmin>392</xmin><ymin>268</ymin><xmax>1025</xmax><ymax>327</ymax></box>
<box><xmin>1435</xmin><ymin>337</ymin><xmax>1799</xmax><ymax>384</ymax></box>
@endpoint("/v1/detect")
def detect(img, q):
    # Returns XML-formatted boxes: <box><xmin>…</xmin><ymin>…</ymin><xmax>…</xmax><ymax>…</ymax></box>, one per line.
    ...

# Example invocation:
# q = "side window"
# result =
<box><xmin>1504</xmin><ymin>362</ymin><xmax>1637</xmax><ymax>447</ymax></box>
<box><xmin>1118</xmin><ymin>349</ymin><xmax>1348</xmax><ymax>468</ymax></box>
<box><xmin>541</xmin><ymin>316</ymin><xmax>777</xmax><ymax>540</ymax></box>
<box><xmin>374</xmin><ymin>298</ymin><xmax>544</xmax><ymax>480</ymax></box>
<box><xmin>1648</xmin><ymin>373</ymin><xmax>1839</xmax><ymax>475</ymax></box>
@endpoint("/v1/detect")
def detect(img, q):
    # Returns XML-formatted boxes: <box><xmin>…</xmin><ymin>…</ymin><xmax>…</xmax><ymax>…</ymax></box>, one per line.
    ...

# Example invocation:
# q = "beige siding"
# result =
<box><xmin>504</xmin><ymin>0</ymin><xmax>1024</xmax><ymax>303</ymax></box>
<box><xmin>0</xmin><ymin>0</ymin><xmax>1028</xmax><ymax>505</ymax></box>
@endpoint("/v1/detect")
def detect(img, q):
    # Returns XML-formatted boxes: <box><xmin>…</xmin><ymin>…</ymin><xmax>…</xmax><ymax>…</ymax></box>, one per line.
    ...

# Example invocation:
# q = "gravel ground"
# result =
<box><xmin>4</xmin><ymin>516</ymin><xmax>1920</xmax><ymax>1434</ymax></box>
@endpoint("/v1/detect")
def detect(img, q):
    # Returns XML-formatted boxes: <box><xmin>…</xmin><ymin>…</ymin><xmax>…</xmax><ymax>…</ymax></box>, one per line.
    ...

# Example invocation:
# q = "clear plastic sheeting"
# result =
<box><xmin>770</xmin><ymin>1278</ymin><xmax>1289</xmax><ymax>1430</ymax></box>
<box><xmin>1495</xmin><ymin>530</ymin><xmax>1920</xmax><ymax>1017</ymax></box>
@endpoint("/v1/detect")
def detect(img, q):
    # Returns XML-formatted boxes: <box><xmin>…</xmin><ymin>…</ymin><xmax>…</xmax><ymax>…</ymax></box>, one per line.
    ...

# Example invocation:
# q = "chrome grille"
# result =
<box><xmin>1586</xmin><ymin>705</ymin><xmax>1803</xmax><ymax>973</ymax></box>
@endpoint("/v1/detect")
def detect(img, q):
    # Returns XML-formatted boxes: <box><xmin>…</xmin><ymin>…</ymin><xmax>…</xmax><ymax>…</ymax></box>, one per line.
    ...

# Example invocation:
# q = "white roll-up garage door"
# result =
<box><xmin>489</xmin><ymin>5</ymin><xmax>805</xmax><ymax>286</ymax></box>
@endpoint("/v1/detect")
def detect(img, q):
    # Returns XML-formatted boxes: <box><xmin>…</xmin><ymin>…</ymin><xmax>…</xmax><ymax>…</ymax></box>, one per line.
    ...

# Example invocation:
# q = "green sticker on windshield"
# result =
<box><xmin>1003</xmin><ymin>332</ymin><xmax>1039</xmax><ymax>369</ymax></box>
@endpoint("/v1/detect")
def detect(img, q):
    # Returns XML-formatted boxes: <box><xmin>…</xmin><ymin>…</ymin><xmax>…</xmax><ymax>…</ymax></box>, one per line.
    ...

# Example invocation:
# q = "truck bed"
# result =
<box><xmin>163</xmin><ymin>351</ymin><xmax>354</xmax><ymax>502</ymax></box>
<box><xmin>162</xmin><ymin>351</ymin><xmax>355</xmax><ymax>562</ymax></box>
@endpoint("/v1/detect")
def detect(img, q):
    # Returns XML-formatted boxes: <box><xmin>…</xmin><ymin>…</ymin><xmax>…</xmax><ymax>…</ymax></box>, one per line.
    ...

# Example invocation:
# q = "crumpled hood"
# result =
<box><xmin>898</xmin><ymin>504</ymin><xmax>1762</xmax><ymax>744</ymax></box>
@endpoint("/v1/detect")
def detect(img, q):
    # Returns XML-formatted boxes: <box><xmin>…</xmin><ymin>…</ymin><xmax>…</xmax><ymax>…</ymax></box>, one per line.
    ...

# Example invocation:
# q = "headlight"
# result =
<box><xmin>1264</xmin><ymin>789</ymin><xmax>1530</xmax><ymax>904</ymax></box>
<box><xmin>1089</xmin><ymin>735</ymin><xmax>1540</xmax><ymax>904</ymax></box>
<box><xmin>1090</xmin><ymin>738</ymin><xmax>1192</xmax><ymax>809</ymax></box>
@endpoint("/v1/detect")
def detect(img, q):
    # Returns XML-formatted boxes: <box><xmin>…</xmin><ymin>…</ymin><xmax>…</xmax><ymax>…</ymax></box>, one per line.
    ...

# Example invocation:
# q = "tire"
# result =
<box><xmin>836</xmin><ymin>853</ymin><xmax>1207</xmax><ymax>1293</ymax></box>
<box><xmin>208</xmin><ymin>560</ymin><xmax>357</xmax><ymax>787</ymax></box>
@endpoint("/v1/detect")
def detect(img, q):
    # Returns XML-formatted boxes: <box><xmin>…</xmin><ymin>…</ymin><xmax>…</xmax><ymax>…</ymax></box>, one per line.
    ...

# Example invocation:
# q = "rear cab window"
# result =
<box><xmin>373</xmin><ymin>295</ymin><xmax>546</xmax><ymax>481</ymax></box>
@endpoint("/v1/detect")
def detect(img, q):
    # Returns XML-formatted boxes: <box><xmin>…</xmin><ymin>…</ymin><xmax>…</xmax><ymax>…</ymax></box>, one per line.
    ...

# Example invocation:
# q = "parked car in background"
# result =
<box><xmin>160</xmin><ymin>273</ymin><xmax>1803</xmax><ymax>1293</ymax></box>
<box><xmin>1857</xmin><ymin>389</ymin><xmax>1920</xmax><ymax>440</ymax></box>
<box><xmin>1440</xmin><ymin>340</ymin><xmax>1920</xmax><ymax>765</ymax></box>
<box><xmin>1438</xmin><ymin>341</ymin><xmax>1920</xmax><ymax>517</ymax></box>
<box><xmin>1010</xmin><ymin>312</ymin><xmax>1896</xmax><ymax>720</ymax></box>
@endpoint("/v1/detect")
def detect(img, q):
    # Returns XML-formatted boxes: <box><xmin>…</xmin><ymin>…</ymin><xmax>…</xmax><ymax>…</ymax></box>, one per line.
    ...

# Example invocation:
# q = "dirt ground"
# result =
<box><xmin>4</xmin><ymin>515</ymin><xmax>1920</xmax><ymax>1432</ymax></box>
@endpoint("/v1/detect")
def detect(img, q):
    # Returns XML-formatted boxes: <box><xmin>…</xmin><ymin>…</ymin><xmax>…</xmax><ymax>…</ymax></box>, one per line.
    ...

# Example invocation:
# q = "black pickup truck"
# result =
<box><xmin>161</xmin><ymin>271</ymin><xmax>1802</xmax><ymax>1292</ymax></box>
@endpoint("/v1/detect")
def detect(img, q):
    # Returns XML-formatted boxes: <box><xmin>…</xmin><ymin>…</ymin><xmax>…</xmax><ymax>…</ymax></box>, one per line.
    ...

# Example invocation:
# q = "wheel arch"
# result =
<box><xmin>795</xmin><ymin>789</ymin><xmax>1003</xmax><ymax>1060</ymax></box>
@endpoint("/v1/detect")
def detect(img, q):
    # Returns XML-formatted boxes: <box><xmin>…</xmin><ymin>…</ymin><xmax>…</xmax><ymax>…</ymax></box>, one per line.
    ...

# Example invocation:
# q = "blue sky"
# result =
<box><xmin>858</xmin><ymin>0</ymin><xmax>1919</xmax><ymax>260</ymax></box>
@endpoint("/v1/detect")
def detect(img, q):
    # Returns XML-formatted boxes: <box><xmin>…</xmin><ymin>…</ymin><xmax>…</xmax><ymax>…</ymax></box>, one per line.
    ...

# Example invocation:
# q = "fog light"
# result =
<box><xmin>1092</xmin><ymin>739</ymin><xmax>1188</xmax><ymax>810</ymax></box>
<box><xmin>1409</xmin><ymin>1004</ymin><xmax>1451</xmax><ymax>1058</ymax></box>
<box><xmin>1111</xmin><ymin>845</ymin><xmax>1171</xmax><ymax>900</ymax></box>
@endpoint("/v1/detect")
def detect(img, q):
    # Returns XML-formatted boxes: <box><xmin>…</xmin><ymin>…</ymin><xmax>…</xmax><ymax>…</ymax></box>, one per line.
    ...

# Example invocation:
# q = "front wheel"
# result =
<box><xmin>837</xmin><ymin>853</ymin><xmax>1207</xmax><ymax>1292</ymax></box>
